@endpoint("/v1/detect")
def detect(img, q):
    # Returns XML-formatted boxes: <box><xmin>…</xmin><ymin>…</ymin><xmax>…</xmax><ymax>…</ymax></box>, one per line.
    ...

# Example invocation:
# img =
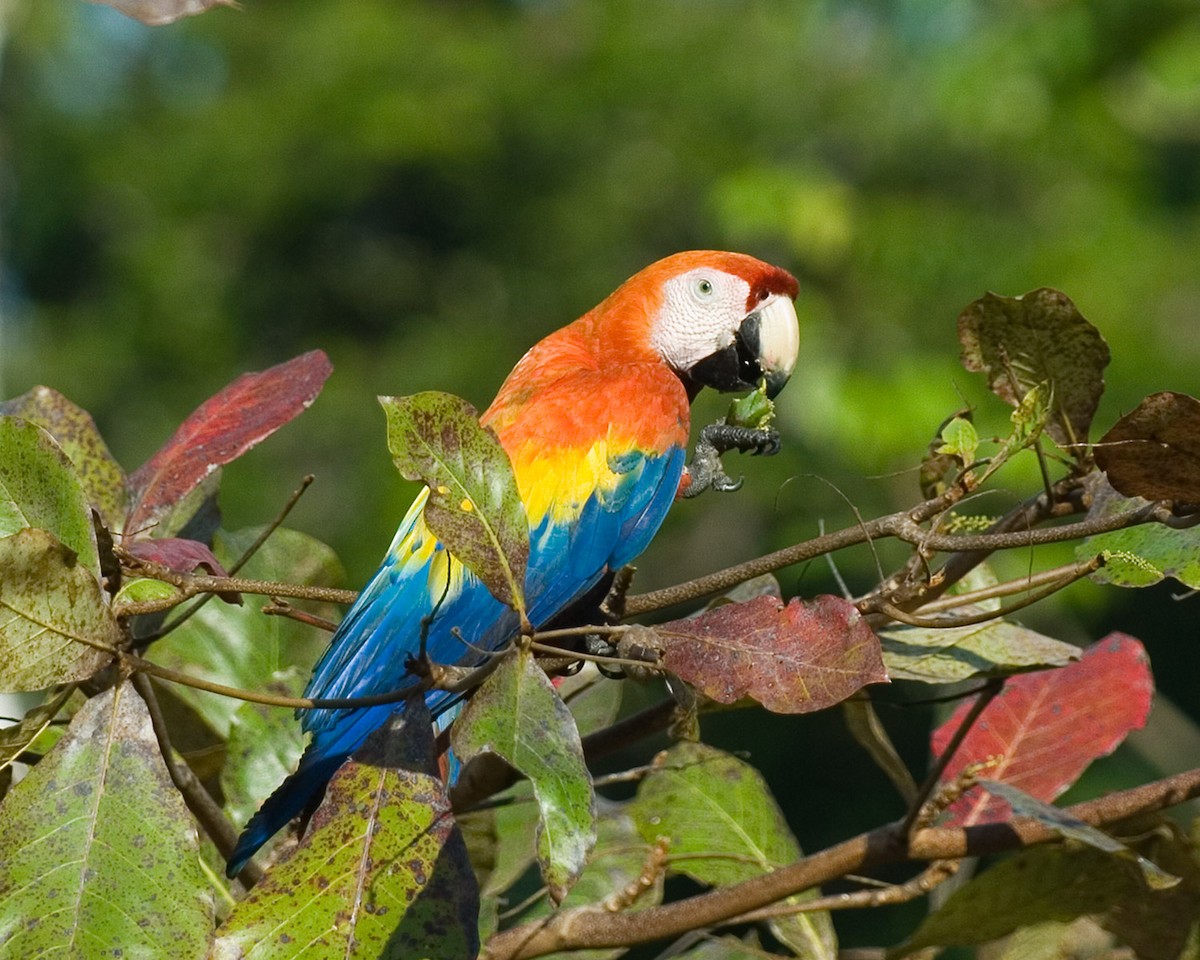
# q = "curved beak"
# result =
<box><xmin>688</xmin><ymin>294</ymin><xmax>800</xmax><ymax>398</ymax></box>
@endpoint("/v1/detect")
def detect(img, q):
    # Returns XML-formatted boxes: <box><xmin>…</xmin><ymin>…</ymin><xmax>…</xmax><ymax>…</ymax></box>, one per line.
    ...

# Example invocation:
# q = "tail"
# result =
<box><xmin>226</xmin><ymin>752</ymin><xmax>344</xmax><ymax>877</ymax></box>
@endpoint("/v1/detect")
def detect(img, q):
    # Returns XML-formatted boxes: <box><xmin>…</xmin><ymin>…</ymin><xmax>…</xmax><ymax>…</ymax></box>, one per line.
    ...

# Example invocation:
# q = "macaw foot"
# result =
<box><xmin>682</xmin><ymin>422</ymin><xmax>782</xmax><ymax>498</ymax></box>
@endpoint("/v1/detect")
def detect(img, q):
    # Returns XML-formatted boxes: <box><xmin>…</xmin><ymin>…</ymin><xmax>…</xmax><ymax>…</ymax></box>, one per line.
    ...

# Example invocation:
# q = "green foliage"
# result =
<box><xmin>0</xmin><ymin>683</ymin><xmax>214</xmax><ymax>959</ymax></box>
<box><xmin>880</xmin><ymin>619</ymin><xmax>1080</xmax><ymax>683</ymax></box>
<box><xmin>0</xmin><ymin>416</ymin><xmax>99</xmax><ymax>577</ymax></box>
<box><xmin>631</xmin><ymin>742</ymin><xmax>835</xmax><ymax>959</ymax></box>
<box><xmin>213</xmin><ymin>703</ymin><xmax>477</xmax><ymax>960</ymax></box>
<box><xmin>0</xmin><ymin>527</ymin><xmax>117</xmax><ymax>691</ymax></box>
<box><xmin>452</xmin><ymin>647</ymin><xmax>595</xmax><ymax>903</ymax></box>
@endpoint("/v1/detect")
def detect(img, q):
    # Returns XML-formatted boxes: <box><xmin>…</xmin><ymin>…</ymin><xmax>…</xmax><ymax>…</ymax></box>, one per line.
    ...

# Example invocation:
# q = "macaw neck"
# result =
<box><xmin>482</xmin><ymin>310</ymin><xmax>690</xmax><ymax>460</ymax></box>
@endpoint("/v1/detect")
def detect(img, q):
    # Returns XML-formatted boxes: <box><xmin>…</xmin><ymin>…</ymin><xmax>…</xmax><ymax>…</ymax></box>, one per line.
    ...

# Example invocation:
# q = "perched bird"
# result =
<box><xmin>228</xmin><ymin>251</ymin><xmax>799</xmax><ymax>875</ymax></box>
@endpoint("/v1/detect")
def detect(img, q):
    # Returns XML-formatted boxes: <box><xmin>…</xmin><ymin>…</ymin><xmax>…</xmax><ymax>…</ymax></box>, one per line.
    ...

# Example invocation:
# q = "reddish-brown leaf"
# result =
<box><xmin>933</xmin><ymin>633</ymin><xmax>1153</xmax><ymax>827</ymax></box>
<box><xmin>654</xmin><ymin>595</ymin><xmax>888</xmax><ymax>713</ymax></box>
<box><xmin>126</xmin><ymin>351</ymin><xmax>332</xmax><ymax>534</ymax></box>
<box><xmin>1094</xmin><ymin>391</ymin><xmax>1200</xmax><ymax>504</ymax></box>
<box><xmin>123</xmin><ymin>538</ymin><xmax>240</xmax><ymax>603</ymax></box>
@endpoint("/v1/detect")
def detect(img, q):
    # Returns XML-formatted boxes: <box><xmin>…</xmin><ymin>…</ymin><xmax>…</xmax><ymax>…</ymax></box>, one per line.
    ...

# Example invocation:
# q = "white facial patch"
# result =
<box><xmin>649</xmin><ymin>269</ymin><xmax>753</xmax><ymax>373</ymax></box>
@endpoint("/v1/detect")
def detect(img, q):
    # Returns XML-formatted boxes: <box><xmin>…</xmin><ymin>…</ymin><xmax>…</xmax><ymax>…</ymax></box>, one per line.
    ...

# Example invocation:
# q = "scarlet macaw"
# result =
<box><xmin>228</xmin><ymin>250</ymin><xmax>799</xmax><ymax>875</ymax></box>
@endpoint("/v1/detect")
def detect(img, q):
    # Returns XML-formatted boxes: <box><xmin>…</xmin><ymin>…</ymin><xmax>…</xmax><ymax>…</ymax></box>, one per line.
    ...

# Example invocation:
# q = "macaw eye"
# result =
<box><xmin>693</xmin><ymin>277</ymin><xmax>715</xmax><ymax>299</ymax></box>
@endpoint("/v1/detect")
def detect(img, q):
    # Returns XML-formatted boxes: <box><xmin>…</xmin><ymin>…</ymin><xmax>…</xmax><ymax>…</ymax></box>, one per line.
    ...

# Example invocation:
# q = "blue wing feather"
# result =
<box><xmin>227</xmin><ymin>443</ymin><xmax>685</xmax><ymax>875</ymax></box>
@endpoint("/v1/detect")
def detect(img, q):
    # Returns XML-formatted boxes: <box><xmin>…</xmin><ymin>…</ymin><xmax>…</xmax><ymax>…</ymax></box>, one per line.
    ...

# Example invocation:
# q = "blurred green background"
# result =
<box><xmin>2</xmin><ymin>0</ymin><xmax>1199</xmax><ymax>946</ymax></box>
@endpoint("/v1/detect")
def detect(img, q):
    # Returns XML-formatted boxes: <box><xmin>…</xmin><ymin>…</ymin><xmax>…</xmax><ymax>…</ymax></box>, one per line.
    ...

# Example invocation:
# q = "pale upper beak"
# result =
<box><xmin>688</xmin><ymin>294</ymin><xmax>800</xmax><ymax>399</ymax></box>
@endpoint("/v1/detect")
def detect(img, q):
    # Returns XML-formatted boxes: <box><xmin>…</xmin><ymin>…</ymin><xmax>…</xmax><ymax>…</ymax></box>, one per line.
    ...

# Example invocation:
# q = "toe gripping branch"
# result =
<box><xmin>681</xmin><ymin>421</ymin><xmax>782</xmax><ymax>499</ymax></box>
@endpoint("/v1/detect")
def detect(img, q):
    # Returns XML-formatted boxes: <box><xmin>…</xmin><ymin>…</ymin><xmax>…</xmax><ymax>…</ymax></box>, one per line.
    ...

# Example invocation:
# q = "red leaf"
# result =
<box><xmin>933</xmin><ymin>633</ymin><xmax>1153</xmax><ymax>827</ymax></box>
<box><xmin>126</xmin><ymin>351</ymin><xmax>332</xmax><ymax>534</ymax></box>
<box><xmin>123</xmin><ymin>538</ymin><xmax>241</xmax><ymax>603</ymax></box>
<box><xmin>655</xmin><ymin>595</ymin><xmax>888</xmax><ymax>713</ymax></box>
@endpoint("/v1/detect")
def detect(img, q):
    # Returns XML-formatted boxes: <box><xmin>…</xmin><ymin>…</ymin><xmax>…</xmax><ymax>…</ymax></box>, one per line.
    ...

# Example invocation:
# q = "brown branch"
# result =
<box><xmin>482</xmin><ymin>766</ymin><xmax>1200</xmax><ymax>959</ymax></box>
<box><xmin>624</xmin><ymin>483</ymin><xmax>1158</xmax><ymax>617</ymax></box>
<box><xmin>114</xmin><ymin>546</ymin><xmax>358</xmax><ymax>618</ymax></box>
<box><xmin>130</xmin><ymin>672</ymin><xmax>263</xmax><ymax>886</ymax></box>
<box><xmin>125</xmin><ymin>654</ymin><xmax>423</xmax><ymax>710</ymax></box>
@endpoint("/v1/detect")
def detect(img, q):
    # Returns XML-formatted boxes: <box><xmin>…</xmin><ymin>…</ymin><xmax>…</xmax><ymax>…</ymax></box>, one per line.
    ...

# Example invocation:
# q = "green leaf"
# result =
<box><xmin>896</xmin><ymin>844</ymin><xmax>1150</xmax><ymax>953</ymax></box>
<box><xmin>558</xmin><ymin>664</ymin><xmax>624</xmax><ymax>738</ymax></box>
<box><xmin>880</xmin><ymin>620</ymin><xmax>1080</xmax><ymax>683</ymax></box>
<box><xmin>998</xmin><ymin>381</ymin><xmax>1053</xmax><ymax>459</ymax></box>
<box><xmin>146</xmin><ymin>526</ymin><xmax>342</xmax><ymax>736</ymax></box>
<box><xmin>113</xmin><ymin>576</ymin><xmax>182</xmax><ymax>607</ymax></box>
<box><xmin>213</xmin><ymin>699</ymin><xmax>478</xmax><ymax>960</ymax></box>
<box><xmin>0</xmin><ymin>386</ymin><xmax>129</xmax><ymax>532</ymax></box>
<box><xmin>958</xmin><ymin>288</ymin><xmax>1110</xmax><ymax>451</ymax></box>
<box><xmin>380</xmin><ymin>391</ymin><xmax>530</xmax><ymax>617</ymax></box>
<box><xmin>459</xmin><ymin>781</ymin><xmax>541</xmax><ymax>942</ymax></box>
<box><xmin>219</xmin><ymin>667</ymin><xmax>308</xmax><ymax>832</ymax></box>
<box><xmin>936</xmin><ymin>415</ymin><xmax>978</xmax><ymax>464</ymax></box>
<box><xmin>516</xmin><ymin>802</ymin><xmax>666</xmax><ymax>960</ymax></box>
<box><xmin>0</xmin><ymin>416</ymin><xmax>100</xmax><ymax>579</ymax></box>
<box><xmin>1079</xmin><ymin>475</ymin><xmax>1200</xmax><ymax>589</ymax></box>
<box><xmin>0</xmin><ymin>682</ymin><xmax>214</xmax><ymax>958</ymax></box>
<box><xmin>631</xmin><ymin>742</ymin><xmax>836</xmax><ymax>960</ymax></box>
<box><xmin>979</xmin><ymin>780</ymin><xmax>1180</xmax><ymax>890</ymax></box>
<box><xmin>451</xmin><ymin>646</ymin><xmax>596</xmax><ymax>902</ymax></box>
<box><xmin>0</xmin><ymin>528</ymin><xmax>117</xmax><ymax>692</ymax></box>
<box><xmin>676</xmin><ymin>935</ymin><xmax>769</xmax><ymax>960</ymax></box>
<box><xmin>725</xmin><ymin>383</ymin><xmax>774</xmax><ymax>430</ymax></box>
<box><xmin>0</xmin><ymin>684</ymin><xmax>76</xmax><ymax>774</ymax></box>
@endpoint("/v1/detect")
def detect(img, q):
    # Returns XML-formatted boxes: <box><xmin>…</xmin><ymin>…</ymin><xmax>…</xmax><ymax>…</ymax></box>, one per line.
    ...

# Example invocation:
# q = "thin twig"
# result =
<box><xmin>130</xmin><ymin>672</ymin><xmax>262</xmax><ymax>885</ymax></box>
<box><xmin>866</xmin><ymin>556</ymin><xmax>1099</xmax><ymax>629</ymax></box>
<box><xmin>130</xmin><ymin>475</ymin><xmax>319</xmax><ymax>641</ymax></box>
<box><xmin>726</xmin><ymin>859</ymin><xmax>959</xmax><ymax>922</ymax></box>
<box><xmin>900</xmin><ymin>678</ymin><xmax>1003</xmax><ymax>836</ymax></box>
<box><xmin>909</xmin><ymin>558</ymin><xmax>1103</xmax><ymax>615</ymax></box>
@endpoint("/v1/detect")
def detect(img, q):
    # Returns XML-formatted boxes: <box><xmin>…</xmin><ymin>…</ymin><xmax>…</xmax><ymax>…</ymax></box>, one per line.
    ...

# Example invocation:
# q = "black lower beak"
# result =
<box><xmin>687</xmin><ymin>312</ymin><xmax>767</xmax><ymax>396</ymax></box>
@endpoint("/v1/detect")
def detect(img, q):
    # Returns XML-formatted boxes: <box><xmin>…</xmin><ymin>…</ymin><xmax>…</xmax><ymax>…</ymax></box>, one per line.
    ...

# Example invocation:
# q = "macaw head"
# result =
<box><xmin>640</xmin><ymin>251</ymin><xmax>800</xmax><ymax>400</ymax></box>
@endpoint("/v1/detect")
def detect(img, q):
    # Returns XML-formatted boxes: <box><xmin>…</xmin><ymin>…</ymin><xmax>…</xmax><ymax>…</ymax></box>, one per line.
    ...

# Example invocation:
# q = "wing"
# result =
<box><xmin>299</xmin><ymin>437</ymin><xmax>686</xmax><ymax>756</ymax></box>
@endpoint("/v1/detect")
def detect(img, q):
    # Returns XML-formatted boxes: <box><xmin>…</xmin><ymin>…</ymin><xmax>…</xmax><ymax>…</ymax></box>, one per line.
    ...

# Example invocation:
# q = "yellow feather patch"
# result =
<box><xmin>512</xmin><ymin>437</ymin><xmax>632</xmax><ymax>528</ymax></box>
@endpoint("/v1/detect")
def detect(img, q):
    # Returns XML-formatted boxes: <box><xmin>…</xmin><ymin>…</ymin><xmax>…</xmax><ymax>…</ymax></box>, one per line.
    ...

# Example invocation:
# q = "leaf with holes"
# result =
<box><xmin>213</xmin><ymin>699</ymin><xmax>478</xmax><ymax>960</ymax></box>
<box><xmin>0</xmin><ymin>528</ymin><xmax>117</xmax><ymax>692</ymax></box>
<box><xmin>1094</xmin><ymin>391</ymin><xmax>1200</xmax><ymax>503</ymax></box>
<box><xmin>651</xmin><ymin>595</ymin><xmax>886</xmax><ymax>713</ymax></box>
<box><xmin>631</xmin><ymin>741</ymin><xmax>836</xmax><ymax>959</ymax></box>
<box><xmin>0</xmin><ymin>416</ymin><xmax>100</xmax><ymax>578</ymax></box>
<box><xmin>932</xmin><ymin>633</ymin><xmax>1153</xmax><ymax>827</ymax></box>
<box><xmin>451</xmin><ymin>646</ymin><xmax>594</xmax><ymax>902</ymax></box>
<box><xmin>958</xmin><ymin>288</ymin><xmax>1109</xmax><ymax>450</ymax></box>
<box><xmin>0</xmin><ymin>682</ymin><xmax>213</xmax><ymax>958</ymax></box>
<box><xmin>381</xmin><ymin>391</ymin><xmax>529</xmax><ymax>616</ymax></box>
<box><xmin>126</xmin><ymin>350</ymin><xmax>331</xmax><ymax>535</ymax></box>
<box><xmin>1</xmin><ymin>386</ymin><xmax>128</xmax><ymax>531</ymax></box>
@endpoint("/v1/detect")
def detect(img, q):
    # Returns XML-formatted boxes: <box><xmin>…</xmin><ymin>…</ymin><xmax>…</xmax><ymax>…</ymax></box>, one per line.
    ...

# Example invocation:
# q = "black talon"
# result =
<box><xmin>683</xmin><ymin>421</ymin><xmax>782</xmax><ymax>497</ymax></box>
<box><xmin>584</xmin><ymin>634</ymin><xmax>627</xmax><ymax>679</ymax></box>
